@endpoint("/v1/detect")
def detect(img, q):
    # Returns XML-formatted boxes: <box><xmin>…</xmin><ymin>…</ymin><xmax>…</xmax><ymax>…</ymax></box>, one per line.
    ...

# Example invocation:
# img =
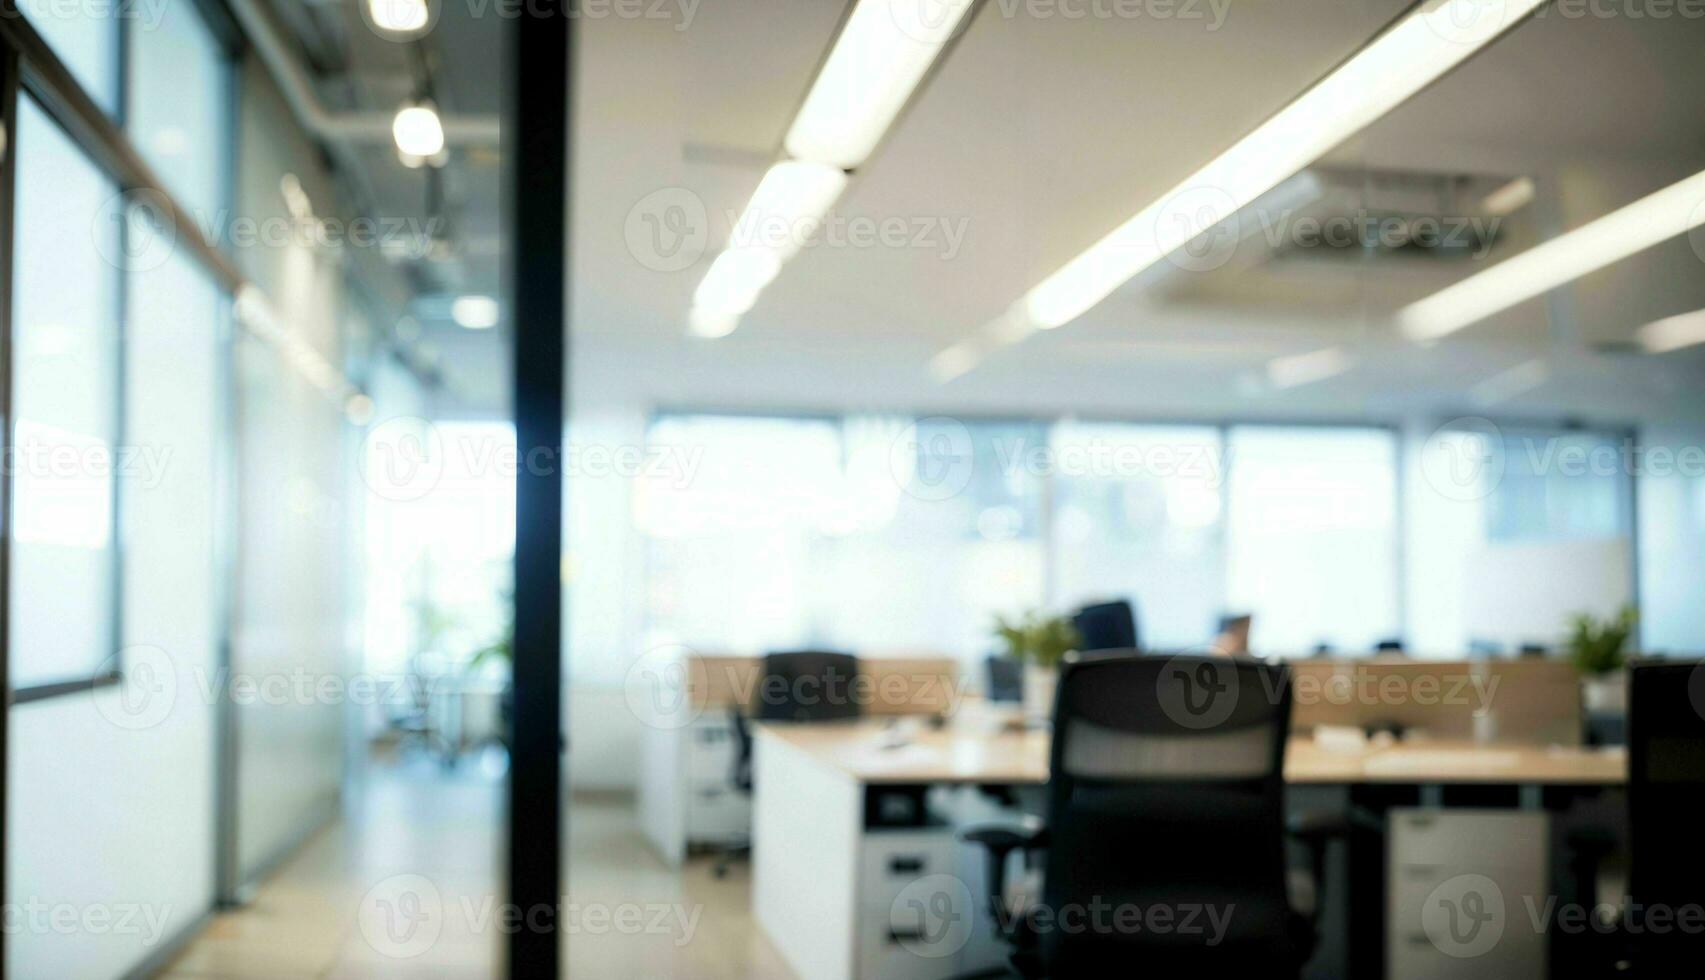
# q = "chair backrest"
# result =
<box><xmin>1038</xmin><ymin>654</ymin><xmax>1295</xmax><ymax>971</ymax></box>
<box><xmin>1627</xmin><ymin>659</ymin><xmax>1705</xmax><ymax>965</ymax></box>
<box><xmin>985</xmin><ymin>655</ymin><xmax>1022</xmax><ymax>703</ymax></box>
<box><xmin>750</xmin><ymin>651</ymin><xmax>862</xmax><ymax>723</ymax></box>
<box><xmin>1073</xmin><ymin>601</ymin><xmax>1140</xmax><ymax>653</ymax></box>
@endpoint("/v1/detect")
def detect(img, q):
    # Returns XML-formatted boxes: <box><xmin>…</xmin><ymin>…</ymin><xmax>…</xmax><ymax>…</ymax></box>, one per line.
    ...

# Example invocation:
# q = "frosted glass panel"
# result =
<box><xmin>21</xmin><ymin>0</ymin><xmax>118</xmax><ymax>113</ymax></box>
<box><xmin>1049</xmin><ymin>423</ymin><xmax>1225</xmax><ymax>649</ymax></box>
<box><xmin>1226</xmin><ymin>427</ymin><xmax>1400</xmax><ymax>655</ymax></box>
<box><xmin>8</xmin><ymin>97</ymin><xmax>121</xmax><ymax>689</ymax></box>
<box><xmin>640</xmin><ymin>414</ymin><xmax>1047</xmax><ymax>662</ymax></box>
<box><xmin>128</xmin><ymin>0</ymin><xmax>226</xmax><ymax>218</ymax></box>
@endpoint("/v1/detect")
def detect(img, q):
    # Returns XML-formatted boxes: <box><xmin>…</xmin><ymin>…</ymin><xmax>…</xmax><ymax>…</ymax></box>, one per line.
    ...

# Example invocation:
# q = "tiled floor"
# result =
<box><xmin>157</xmin><ymin>756</ymin><xmax>793</xmax><ymax>979</ymax></box>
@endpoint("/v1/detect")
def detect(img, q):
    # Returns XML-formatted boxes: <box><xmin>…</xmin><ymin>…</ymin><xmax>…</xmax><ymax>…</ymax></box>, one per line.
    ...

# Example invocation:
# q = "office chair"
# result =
<box><xmin>1563</xmin><ymin>659</ymin><xmax>1705</xmax><ymax>975</ymax></box>
<box><xmin>1625</xmin><ymin>661</ymin><xmax>1704</xmax><ymax>975</ymax></box>
<box><xmin>986</xmin><ymin>655</ymin><xmax>1023</xmax><ymax>703</ymax></box>
<box><xmin>713</xmin><ymin>651</ymin><xmax>861</xmax><ymax>878</ymax></box>
<box><xmin>960</xmin><ymin>654</ymin><xmax>1336</xmax><ymax>978</ymax></box>
<box><xmin>1071</xmin><ymin>601</ymin><xmax>1139</xmax><ymax>653</ymax></box>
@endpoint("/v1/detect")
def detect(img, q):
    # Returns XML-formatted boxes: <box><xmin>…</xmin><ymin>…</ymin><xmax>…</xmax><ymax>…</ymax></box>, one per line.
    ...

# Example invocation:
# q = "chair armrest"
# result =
<box><xmin>1287</xmin><ymin>809</ymin><xmax>1354</xmax><ymax>847</ymax></box>
<box><xmin>959</xmin><ymin>819</ymin><xmax>1048</xmax><ymax>939</ymax></box>
<box><xmin>960</xmin><ymin>823</ymin><xmax>1048</xmax><ymax>853</ymax></box>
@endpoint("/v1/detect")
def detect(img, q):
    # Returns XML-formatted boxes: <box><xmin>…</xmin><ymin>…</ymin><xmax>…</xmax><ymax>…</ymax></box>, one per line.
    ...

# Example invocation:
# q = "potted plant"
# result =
<box><xmin>1566</xmin><ymin>605</ymin><xmax>1637</xmax><ymax>715</ymax></box>
<box><xmin>993</xmin><ymin>610</ymin><xmax>1081</xmax><ymax>727</ymax></box>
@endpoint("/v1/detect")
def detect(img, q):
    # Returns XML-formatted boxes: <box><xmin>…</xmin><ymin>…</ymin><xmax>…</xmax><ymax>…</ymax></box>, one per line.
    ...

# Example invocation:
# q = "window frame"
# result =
<box><xmin>0</xmin><ymin>0</ymin><xmax>240</xmax><ymax>702</ymax></box>
<box><xmin>642</xmin><ymin>407</ymin><xmax>1412</xmax><ymax>658</ymax></box>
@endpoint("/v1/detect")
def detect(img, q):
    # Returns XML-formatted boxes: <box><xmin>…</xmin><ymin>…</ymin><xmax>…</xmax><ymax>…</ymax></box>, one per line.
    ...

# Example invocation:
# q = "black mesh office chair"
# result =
<box><xmin>1072</xmin><ymin>601</ymin><xmax>1139</xmax><ymax>653</ymax></box>
<box><xmin>1623</xmin><ymin>659</ymin><xmax>1704</xmax><ymax>973</ymax></box>
<box><xmin>713</xmin><ymin>651</ymin><xmax>861</xmax><ymax>877</ymax></box>
<box><xmin>962</xmin><ymin>654</ymin><xmax>1333</xmax><ymax>977</ymax></box>
<box><xmin>1561</xmin><ymin>659</ymin><xmax>1705</xmax><ymax>975</ymax></box>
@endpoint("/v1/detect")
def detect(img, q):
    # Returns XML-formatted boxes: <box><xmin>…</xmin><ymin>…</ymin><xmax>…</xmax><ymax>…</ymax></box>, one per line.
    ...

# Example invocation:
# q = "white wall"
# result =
<box><xmin>6</xmin><ymin>253</ymin><xmax>221</xmax><ymax>977</ymax></box>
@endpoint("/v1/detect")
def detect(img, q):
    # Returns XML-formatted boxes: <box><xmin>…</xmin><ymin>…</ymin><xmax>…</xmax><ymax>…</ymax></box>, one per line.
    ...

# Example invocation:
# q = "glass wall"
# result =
<box><xmin>128</xmin><ymin>0</ymin><xmax>229</xmax><ymax>218</ymax></box>
<box><xmin>1225</xmin><ymin>426</ymin><xmax>1402</xmax><ymax>654</ymax></box>
<box><xmin>7</xmin><ymin>96</ymin><xmax>122</xmax><ymax>691</ymax></box>
<box><xmin>1411</xmin><ymin>422</ymin><xmax>1637</xmax><ymax>653</ymax></box>
<box><xmin>1048</xmin><ymin>422</ymin><xmax>1226</xmax><ymax>649</ymax></box>
<box><xmin>641</xmin><ymin>413</ymin><xmax>1404</xmax><ymax>663</ymax></box>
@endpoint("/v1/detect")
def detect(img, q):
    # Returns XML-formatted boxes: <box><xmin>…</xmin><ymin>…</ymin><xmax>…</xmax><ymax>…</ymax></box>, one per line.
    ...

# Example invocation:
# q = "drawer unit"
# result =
<box><xmin>1387</xmin><ymin>809</ymin><xmax>1547</xmax><ymax>980</ymax></box>
<box><xmin>683</xmin><ymin>714</ymin><xmax>739</xmax><ymax>787</ymax></box>
<box><xmin>855</xmin><ymin>830</ymin><xmax>962</xmax><ymax>980</ymax></box>
<box><xmin>856</xmin><ymin>907</ymin><xmax>965</xmax><ymax>980</ymax></box>
<box><xmin>859</xmin><ymin>830</ymin><xmax>956</xmax><ymax>911</ymax></box>
<box><xmin>685</xmin><ymin>782</ymin><xmax>751</xmax><ymax>843</ymax></box>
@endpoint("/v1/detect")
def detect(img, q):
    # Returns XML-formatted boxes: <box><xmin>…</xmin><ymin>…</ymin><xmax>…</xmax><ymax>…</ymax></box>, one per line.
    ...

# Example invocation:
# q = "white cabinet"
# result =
<box><xmin>1387</xmin><ymin>809</ymin><xmax>1548</xmax><ymax>980</ymax></box>
<box><xmin>855</xmin><ymin>830</ymin><xmax>961</xmax><ymax>980</ymax></box>
<box><xmin>638</xmin><ymin>712</ymin><xmax>751</xmax><ymax>864</ymax></box>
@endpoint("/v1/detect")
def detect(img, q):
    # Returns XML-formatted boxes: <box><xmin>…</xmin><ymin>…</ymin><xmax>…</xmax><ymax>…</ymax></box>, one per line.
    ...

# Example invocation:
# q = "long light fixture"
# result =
<box><xmin>689</xmin><ymin>0</ymin><xmax>975</xmax><ymax>338</ymax></box>
<box><xmin>1399</xmin><ymin>167</ymin><xmax>1705</xmax><ymax>342</ymax></box>
<box><xmin>1638</xmin><ymin>308</ymin><xmax>1705</xmax><ymax>354</ymax></box>
<box><xmin>1266</xmin><ymin>347</ymin><xmax>1354</xmax><ymax>390</ymax></box>
<box><xmin>1005</xmin><ymin>0</ymin><xmax>1546</xmax><ymax>333</ymax></box>
<box><xmin>786</xmin><ymin>0</ymin><xmax>976</xmax><ymax>169</ymax></box>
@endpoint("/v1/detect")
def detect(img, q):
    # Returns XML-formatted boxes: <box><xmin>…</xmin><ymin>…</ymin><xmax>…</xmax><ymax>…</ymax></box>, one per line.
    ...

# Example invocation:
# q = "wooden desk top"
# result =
<box><xmin>755</xmin><ymin>717</ymin><xmax>1626</xmax><ymax>787</ymax></box>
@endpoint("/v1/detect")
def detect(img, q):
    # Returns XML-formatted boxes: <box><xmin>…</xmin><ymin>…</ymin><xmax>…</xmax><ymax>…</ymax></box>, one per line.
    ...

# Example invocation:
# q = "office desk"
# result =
<box><xmin>756</xmin><ymin>718</ymin><xmax>1625</xmax><ymax>787</ymax></box>
<box><xmin>636</xmin><ymin>652</ymin><xmax>958</xmax><ymax>866</ymax></box>
<box><xmin>752</xmin><ymin>719</ymin><xmax>1624</xmax><ymax>980</ymax></box>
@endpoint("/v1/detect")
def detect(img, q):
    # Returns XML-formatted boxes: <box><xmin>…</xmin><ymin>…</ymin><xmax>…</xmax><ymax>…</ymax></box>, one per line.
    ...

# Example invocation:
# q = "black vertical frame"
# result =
<box><xmin>506</xmin><ymin>2</ymin><xmax>569</xmax><ymax>977</ymax></box>
<box><xmin>0</xmin><ymin>40</ymin><xmax>17</xmax><ymax>980</ymax></box>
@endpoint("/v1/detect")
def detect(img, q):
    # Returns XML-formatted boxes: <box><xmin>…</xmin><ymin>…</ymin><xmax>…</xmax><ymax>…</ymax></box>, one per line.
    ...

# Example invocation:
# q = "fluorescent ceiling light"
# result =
<box><xmin>688</xmin><ymin>1</ymin><xmax>969</xmax><ymax>338</ymax></box>
<box><xmin>930</xmin><ymin>339</ymin><xmax>984</xmax><ymax>383</ymax></box>
<box><xmin>731</xmin><ymin>160</ymin><xmax>849</xmax><ymax>262</ymax></box>
<box><xmin>1266</xmin><ymin>347</ymin><xmax>1353</xmax><ymax>389</ymax></box>
<box><xmin>688</xmin><ymin>162</ymin><xmax>846</xmax><ymax>338</ymax></box>
<box><xmin>1019</xmin><ymin>0</ymin><xmax>1545</xmax><ymax>330</ymax></box>
<box><xmin>692</xmin><ymin>248</ymin><xmax>782</xmax><ymax>318</ymax></box>
<box><xmin>451</xmin><ymin>295</ymin><xmax>500</xmax><ymax>330</ymax></box>
<box><xmin>1481</xmin><ymin>176</ymin><xmax>1535</xmax><ymax>216</ymax></box>
<box><xmin>785</xmin><ymin>0</ymin><xmax>976</xmax><ymax>169</ymax></box>
<box><xmin>1399</xmin><ymin>167</ymin><xmax>1705</xmax><ymax>343</ymax></box>
<box><xmin>369</xmin><ymin>0</ymin><xmax>429</xmax><ymax>34</ymax></box>
<box><xmin>1638</xmin><ymin>309</ymin><xmax>1705</xmax><ymax>354</ymax></box>
<box><xmin>1469</xmin><ymin>358</ymin><xmax>1548</xmax><ymax>406</ymax></box>
<box><xmin>392</xmin><ymin>101</ymin><xmax>444</xmax><ymax>158</ymax></box>
<box><xmin>689</xmin><ymin>307</ymin><xmax>742</xmax><ymax>339</ymax></box>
